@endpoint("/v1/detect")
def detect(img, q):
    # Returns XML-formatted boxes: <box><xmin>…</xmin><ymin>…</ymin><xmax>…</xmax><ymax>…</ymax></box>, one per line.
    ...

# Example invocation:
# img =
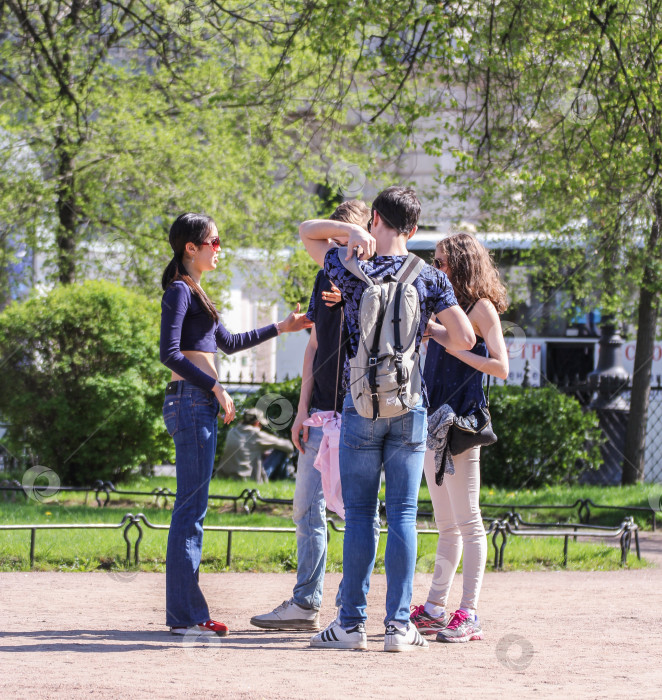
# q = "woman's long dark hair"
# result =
<box><xmin>162</xmin><ymin>213</ymin><xmax>219</xmax><ymax>321</ymax></box>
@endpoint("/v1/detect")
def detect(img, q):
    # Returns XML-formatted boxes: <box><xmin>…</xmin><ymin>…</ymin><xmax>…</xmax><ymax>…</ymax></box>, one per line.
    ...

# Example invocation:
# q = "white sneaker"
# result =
<box><xmin>250</xmin><ymin>599</ymin><xmax>320</xmax><ymax>631</ymax></box>
<box><xmin>384</xmin><ymin>622</ymin><xmax>429</xmax><ymax>652</ymax></box>
<box><xmin>328</xmin><ymin>606</ymin><xmax>342</xmax><ymax>626</ymax></box>
<box><xmin>310</xmin><ymin>619</ymin><xmax>368</xmax><ymax>650</ymax></box>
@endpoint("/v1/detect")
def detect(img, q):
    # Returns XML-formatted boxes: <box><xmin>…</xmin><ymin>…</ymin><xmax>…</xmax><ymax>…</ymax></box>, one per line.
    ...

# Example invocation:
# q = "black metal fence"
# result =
<box><xmin>641</xmin><ymin>386</ymin><xmax>662</xmax><ymax>483</ymax></box>
<box><xmin>555</xmin><ymin>378</ymin><xmax>662</xmax><ymax>485</ymax></box>
<box><xmin>2</xmin><ymin>481</ymin><xmax>657</xmax><ymax>533</ymax></box>
<box><xmin>0</xmin><ymin>511</ymin><xmax>641</xmax><ymax>571</ymax></box>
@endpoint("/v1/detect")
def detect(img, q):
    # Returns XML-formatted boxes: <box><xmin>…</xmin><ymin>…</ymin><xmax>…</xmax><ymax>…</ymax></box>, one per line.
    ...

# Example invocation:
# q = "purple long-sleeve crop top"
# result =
<box><xmin>160</xmin><ymin>280</ymin><xmax>279</xmax><ymax>391</ymax></box>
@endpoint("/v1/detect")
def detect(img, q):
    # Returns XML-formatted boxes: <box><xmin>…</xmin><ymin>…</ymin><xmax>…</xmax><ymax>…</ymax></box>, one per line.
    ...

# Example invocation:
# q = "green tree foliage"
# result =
<box><xmin>432</xmin><ymin>0</ymin><xmax>662</xmax><ymax>482</ymax></box>
<box><xmin>482</xmin><ymin>385</ymin><xmax>603</xmax><ymax>489</ymax></box>
<box><xmin>0</xmin><ymin>280</ymin><xmax>172</xmax><ymax>484</ymax></box>
<box><xmin>439</xmin><ymin>0</ymin><xmax>662</xmax><ymax>313</ymax></box>
<box><xmin>280</xmin><ymin>247</ymin><xmax>320</xmax><ymax>310</ymax></box>
<box><xmin>0</xmin><ymin>0</ymin><xmax>465</xmax><ymax>301</ymax></box>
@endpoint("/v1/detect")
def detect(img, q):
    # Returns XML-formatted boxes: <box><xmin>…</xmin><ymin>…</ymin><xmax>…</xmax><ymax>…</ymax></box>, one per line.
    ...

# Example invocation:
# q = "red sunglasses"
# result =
<box><xmin>201</xmin><ymin>237</ymin><xmax>221</xmax><ymax>251</ymax></box>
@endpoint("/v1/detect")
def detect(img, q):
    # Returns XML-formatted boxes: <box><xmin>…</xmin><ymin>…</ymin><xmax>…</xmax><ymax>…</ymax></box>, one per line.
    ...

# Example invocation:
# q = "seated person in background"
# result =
<box><xmin>217</xmin><ymin>407</ymin><xmax>294</xmax><ymax>482</ymax></box>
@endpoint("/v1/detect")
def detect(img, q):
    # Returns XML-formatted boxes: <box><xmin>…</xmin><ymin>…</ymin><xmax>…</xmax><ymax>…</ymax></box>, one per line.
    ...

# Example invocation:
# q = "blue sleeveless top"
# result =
<box><xmin>424</xmin><ymin>330</ymin><xmax>488</xmax><ymax>417</ymax></box>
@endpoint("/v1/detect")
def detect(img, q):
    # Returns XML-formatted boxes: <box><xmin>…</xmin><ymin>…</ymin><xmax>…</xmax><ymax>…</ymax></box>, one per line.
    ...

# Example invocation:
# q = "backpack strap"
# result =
<box><xmin>392</xmin><ymin>253</ymin><xmax>425</xmax><ymax>285</ymax></box>
<box><xmin>368</xmin><ymin>286</ymin><xmax>388</xmax><ymax>420</ymax></box>
<box><xmin>337</xmin><ymin>247</ymin><xmax>374</xmax><ymax>286</ymax></box>
<box><xmin>390</xmin><ymin>254</ymin><xmax>423</xmax><ymax>407</ymax></box>
<box><xmin>393</xmin><ymin>283</ymin><xmax>403</xmax><ymax>353</ymax></box>
<box><xmin>333</xmin><ymin>307</ymin><xmax>345</xmax><ymax>417</ymax></box>
<box><xmin>392</xmin><ymin>282</ymin><xmax>406</xmax><ymax>407</ymax></box>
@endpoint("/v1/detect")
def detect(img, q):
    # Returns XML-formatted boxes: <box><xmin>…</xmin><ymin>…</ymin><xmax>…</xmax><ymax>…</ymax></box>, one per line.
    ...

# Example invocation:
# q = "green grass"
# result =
<box><xmin>0</xmin><ymin>478</ymin><xmax>656</xmax><ymax>572</ymax></box>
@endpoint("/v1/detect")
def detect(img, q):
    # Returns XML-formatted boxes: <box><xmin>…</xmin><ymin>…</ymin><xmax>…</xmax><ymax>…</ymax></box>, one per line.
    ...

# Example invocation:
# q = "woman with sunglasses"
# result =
<box><xmin>160</xmin><ymin>212</ymin><xmax>311</xmax><ymax>637</ymax></box>
<box><xmin>410</xmin><ymin>232</ymin><xmax>508</xmax><ymax>643</ymax></box>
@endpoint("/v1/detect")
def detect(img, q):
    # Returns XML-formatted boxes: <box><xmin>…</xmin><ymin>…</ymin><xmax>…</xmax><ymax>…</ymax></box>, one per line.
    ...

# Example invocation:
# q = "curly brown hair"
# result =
<box><xmin>437</xmin><ymin>233</ymin><xmax>508</xmax><ymax>313</ymax></box>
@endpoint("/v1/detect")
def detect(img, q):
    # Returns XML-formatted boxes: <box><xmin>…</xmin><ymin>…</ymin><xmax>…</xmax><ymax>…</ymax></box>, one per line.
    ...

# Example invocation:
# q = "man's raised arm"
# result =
<box><xmin>299</xmin><ymin>219</ymin><xmax>376</xmax><ymax>266</ymax></box>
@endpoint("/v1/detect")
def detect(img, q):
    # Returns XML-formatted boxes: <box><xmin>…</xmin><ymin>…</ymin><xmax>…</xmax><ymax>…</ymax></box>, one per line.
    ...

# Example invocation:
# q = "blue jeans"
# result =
<box><xmin>292</xmin><ymin>409</ymin><xmax>381</xmax><ymax>611</ymax></box>
<box><xmin>338</xmin><ymin>394</ymin><xmax>427</xmax><ymax>629</ymax></box>
<box><xmin>162</xmin><ymin>381</ymin><xmax>220</xmax><ymax>627</ymax></box>
<box><xmin>292</xmin><ymin>417</ymin><xmax>329</xmax><ymax>610</ymax></box>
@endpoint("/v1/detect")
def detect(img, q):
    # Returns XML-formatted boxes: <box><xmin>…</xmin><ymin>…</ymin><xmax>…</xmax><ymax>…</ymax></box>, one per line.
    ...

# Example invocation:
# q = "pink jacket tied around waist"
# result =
<box><xmin>303</xmin><ymin>411</ymin><xmax>344</xmax><ymax>519</ymax></box>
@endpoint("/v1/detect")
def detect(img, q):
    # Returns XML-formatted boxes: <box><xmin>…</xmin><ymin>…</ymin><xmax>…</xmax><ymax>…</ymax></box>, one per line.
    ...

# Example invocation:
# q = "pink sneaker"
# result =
<box><xmin>436</xmin><ymin>610</ymin><xmax>483</xmax><ymax>643</ymax></box>
<box><xmin>409</xmin><ymin>604</ymin><xmax>448</xmax><ymax>635</ymax></box>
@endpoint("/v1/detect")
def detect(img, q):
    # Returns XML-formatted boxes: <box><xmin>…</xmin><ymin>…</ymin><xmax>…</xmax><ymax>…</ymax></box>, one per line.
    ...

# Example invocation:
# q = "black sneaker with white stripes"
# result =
<box><xmin>384</xmin><ymin>622</ymin><xmax>429</xmax><ymax>652</ymax></box>
<box><xmin>310</xmin><ymin>619</ymin><xmax>367</xmax><ymax>650</ymax></box>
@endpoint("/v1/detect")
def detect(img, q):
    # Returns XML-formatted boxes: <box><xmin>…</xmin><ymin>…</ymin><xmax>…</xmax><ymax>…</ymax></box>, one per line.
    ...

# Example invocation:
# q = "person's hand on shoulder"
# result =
<box><xmin>322</xmin><ymin>283</ymin><xmax>342</xmax><ymax>307</ymax></box>
<box><xmin>346</xmin><ymin>224</ymin><xmax>376</xmax><ymax>261</ymax></box>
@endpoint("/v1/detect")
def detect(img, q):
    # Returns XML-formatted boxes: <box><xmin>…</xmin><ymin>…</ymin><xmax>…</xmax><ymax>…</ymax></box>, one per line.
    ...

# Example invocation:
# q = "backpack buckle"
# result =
<box><xmin>368</xmin><ymin>357</ymin><xmax>379</xmax><ymax>366</ymax></box>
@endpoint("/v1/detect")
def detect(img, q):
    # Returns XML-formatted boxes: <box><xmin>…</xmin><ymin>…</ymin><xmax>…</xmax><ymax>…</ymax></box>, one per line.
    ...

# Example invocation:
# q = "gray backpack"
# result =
<box><xmin>339</xmin><ymin>247</ymin><xmax>426</xmax><ymax>420</ymax></box>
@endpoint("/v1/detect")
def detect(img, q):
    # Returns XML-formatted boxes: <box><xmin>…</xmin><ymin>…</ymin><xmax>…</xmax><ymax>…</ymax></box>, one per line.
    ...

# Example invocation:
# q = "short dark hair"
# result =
<box><xmin>243</xmin><ymin>407</ymin><xmax>264</xmax><ymax>424</ymax></box>
<box><xmin>371</xmin><ymin>186</ymin><xmax>421</xmax><ymax>235</ymax></box>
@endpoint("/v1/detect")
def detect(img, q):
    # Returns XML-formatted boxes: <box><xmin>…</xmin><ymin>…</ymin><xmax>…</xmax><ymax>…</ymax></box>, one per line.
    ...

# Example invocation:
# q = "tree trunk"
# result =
<box><xmin>55</xmin><ymin>131</ymin><xmax>77</xmax><ymax>285</ymax></box>
<box><xmin>622</xmin><ymin>193</ymin><xmax>662</xmax><ymax>484</ymax></box>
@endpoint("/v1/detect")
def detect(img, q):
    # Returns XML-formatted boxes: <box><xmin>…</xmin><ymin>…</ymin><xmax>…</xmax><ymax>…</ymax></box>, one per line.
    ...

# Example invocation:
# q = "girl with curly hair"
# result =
<box><xmin>410</xmin><ymin>232</ymin><xmax>509</xmax><ymax>643</ymax></box>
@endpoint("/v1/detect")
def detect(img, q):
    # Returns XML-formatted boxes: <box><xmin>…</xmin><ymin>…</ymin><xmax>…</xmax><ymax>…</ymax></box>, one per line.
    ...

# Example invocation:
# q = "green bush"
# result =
<box><xmin>481</xmin><ymin>385</ymin><xmax>603</xmax><ymax>489</ymax></box>
<box><xmin>218</xmin><ymin>379</ymin><xmax>604</xmax><ymax>491</ymax></box>
<box><xmin>0</xmin><ymin>280</ymin><xmax>172</xmax><ymax>484</ymax></box>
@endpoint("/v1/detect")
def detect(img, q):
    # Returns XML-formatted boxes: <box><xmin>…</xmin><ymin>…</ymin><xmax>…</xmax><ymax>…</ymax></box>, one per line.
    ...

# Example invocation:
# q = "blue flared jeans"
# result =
<box><xmin>338</xmin><ymin>394</ymin><xmax>427</xmax><ymax>629</ymax></box>
<box><xmin>162</xmin><ymin>381</ymin><xmax>220</xmax><ymax>627</ymax></box>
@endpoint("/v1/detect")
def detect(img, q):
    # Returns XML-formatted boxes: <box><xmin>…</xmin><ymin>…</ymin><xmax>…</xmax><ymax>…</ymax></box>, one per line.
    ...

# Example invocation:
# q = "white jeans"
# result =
<box><xmin>422</xmin><ymin>446</ymin><xmax>486</xmax><ymax>612</ymax></box>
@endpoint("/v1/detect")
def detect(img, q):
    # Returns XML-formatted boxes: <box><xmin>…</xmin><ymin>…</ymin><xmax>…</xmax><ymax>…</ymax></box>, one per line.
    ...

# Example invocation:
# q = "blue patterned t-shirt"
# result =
<box><xmin>323</xmin><ymin>247</ymin><xmax>458</xmax><ymax>398</ymax></box>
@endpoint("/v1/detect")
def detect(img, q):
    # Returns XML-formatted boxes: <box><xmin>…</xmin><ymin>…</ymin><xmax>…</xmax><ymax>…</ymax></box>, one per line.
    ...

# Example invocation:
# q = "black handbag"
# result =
<box><xmin>448</xmin><ymin>376</ymin><xmax>497</xmax><ymax>456</ymax></box>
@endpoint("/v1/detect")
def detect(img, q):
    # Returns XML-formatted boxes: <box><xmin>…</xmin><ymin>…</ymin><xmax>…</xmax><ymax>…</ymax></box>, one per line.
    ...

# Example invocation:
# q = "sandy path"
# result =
<box><xmin>1</xmin><ymin>533</ymin><xmax>661</xmax><ymax>699</ymax></box>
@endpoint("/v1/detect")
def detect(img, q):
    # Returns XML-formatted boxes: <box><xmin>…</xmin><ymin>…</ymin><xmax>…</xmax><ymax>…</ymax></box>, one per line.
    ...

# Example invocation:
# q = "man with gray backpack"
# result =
<box><xmin>300</xmin><ymin>186</ymin><xmax>475</xmax><ymax>652</ymax></box>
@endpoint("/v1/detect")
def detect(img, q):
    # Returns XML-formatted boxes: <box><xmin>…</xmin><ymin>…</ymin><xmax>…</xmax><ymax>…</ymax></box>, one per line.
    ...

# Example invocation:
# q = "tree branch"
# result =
<box><xmin>370</xmin><ymin>18</ymin><xmax>431</xmax><ymax>123</ymax></box>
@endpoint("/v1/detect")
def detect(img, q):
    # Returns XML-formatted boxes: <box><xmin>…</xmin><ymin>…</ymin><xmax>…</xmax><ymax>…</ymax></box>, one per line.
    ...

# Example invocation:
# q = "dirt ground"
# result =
<box><xmin>1</xmin><ymin>532</ymin><xmax>661</xmax><ymax>700</ymax></box>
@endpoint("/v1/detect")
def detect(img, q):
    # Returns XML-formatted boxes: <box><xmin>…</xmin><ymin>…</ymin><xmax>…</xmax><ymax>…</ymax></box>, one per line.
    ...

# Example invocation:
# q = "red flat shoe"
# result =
<box><xmin>170</xmin><ymin>619</ymin><xmax>229</xmax><ymax>637</ymax></box>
